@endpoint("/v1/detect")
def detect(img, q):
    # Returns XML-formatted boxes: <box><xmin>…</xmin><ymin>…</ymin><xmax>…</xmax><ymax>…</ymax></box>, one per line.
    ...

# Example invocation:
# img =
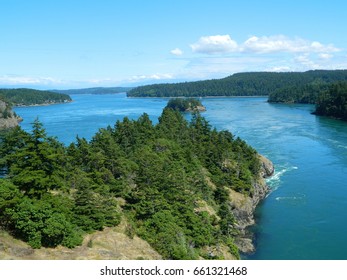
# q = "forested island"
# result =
<box><xmin>0</xmin><ymin>103</ymin><xmax>273</xmax><ymax>259</ymax></box>
<box><xmin>165</xmin><ymin>98</ymin><xmax>206</xmax><ymax>112</ymax></box>
<box><xmin>0</xmin><ymin>88</ymin><xmax>72</xmax><ymax>106</ymax></box>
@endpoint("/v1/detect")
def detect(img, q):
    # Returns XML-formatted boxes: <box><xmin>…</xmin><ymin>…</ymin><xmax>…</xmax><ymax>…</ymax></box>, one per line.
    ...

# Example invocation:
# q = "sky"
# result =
<box><xmin>1</xmin><ymin>0</ymin><xmax>347</xmax><ymax>89</ymax></box>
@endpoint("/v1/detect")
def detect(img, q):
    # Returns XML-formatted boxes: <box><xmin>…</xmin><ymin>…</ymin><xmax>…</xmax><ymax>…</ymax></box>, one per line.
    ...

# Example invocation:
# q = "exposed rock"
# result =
<box><xmin>258</xmin><ymin>154</ymin><xmax>275</xmax><ymax>178</ymax></box>
<box><xmin>0</xmin><ymin>100</ymin><xmax>22</xmax><ymax>130</ymax></box>
<box><xmin>186</xmin><ymin>105</ymin><xmax>207</xmax><ymax>112</ymax></box>
<box><xmin>229</xmin><ymin>154</ymin><xmax>274</xmax><ymax>254</ymax></box>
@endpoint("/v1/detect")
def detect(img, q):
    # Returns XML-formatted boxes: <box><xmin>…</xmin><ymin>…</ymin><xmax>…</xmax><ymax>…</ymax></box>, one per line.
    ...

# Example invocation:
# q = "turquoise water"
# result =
<box><xmin>14</xmin><ymin>93</ymin><xmax>347</xmax><ymax>260</ymax></box>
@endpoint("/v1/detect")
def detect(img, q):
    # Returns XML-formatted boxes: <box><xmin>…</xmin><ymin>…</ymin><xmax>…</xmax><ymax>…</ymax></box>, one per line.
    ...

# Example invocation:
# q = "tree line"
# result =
<box><xmin>127</xmin><ymin>70</ymin><xmax>347</xmax><ymax>98</ymax></box>
<box><xmin>0</xmin><ymin>104</ymin><xmax>262</xmax><ymax>259</ymax></box>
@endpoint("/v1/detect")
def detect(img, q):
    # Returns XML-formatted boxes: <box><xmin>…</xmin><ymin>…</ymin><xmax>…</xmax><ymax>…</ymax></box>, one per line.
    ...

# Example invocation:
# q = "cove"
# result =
<box><xmin>14</xmin><ymin>93</ymin><xmax>347</xmax><ymax>259</ymax></box>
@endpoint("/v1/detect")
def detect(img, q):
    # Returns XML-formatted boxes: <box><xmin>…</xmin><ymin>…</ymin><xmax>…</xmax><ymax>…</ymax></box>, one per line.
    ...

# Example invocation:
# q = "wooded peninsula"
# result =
<box><xmin>0</xmin><ymin>104</ymin><xmax>272</xmax><ymax>259</ymax></box>
<box><xmin>0</xmin><ymin>88</ymin><xmax>71</xmax><ymax>106</ymax></box>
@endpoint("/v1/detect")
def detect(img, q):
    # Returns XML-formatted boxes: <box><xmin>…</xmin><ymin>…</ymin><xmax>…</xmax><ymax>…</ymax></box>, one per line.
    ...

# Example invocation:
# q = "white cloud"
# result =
<box><xmin>266</xmin><ymin>66</ymin><xmax>292</xmax><ymax>72</ymax></box>
<box><xmin>170</xmin><ymin>48</ymin><xmax>183</xmax><ymax>56</ymax></box>
<box><xmin>129</xmin><ymin>73</ymin><xmax>173</xmax><ymax>81</ymax></box>
<box><xmin>0</xmin><ymin>75</ymin><xmax>63</xmax><ymax>86</ymax></box>
<box><xmin>242</xmin><ymin>35</ymin><xmax>340</xmax><ymax>54</ymax></box>
<box><xmin>294</xmin><ymin>54</ymin><xmax>320</xmax><ymax>69</ymax></box>
<box><xmin>319</xmin><ymin>53</ymin><xmax>333</xmax><ymax>59</ymax></box>
<box><xmin>190</xmin><ymin>35</ymin><xmax>238</xmax><ymax>54</ymax></box>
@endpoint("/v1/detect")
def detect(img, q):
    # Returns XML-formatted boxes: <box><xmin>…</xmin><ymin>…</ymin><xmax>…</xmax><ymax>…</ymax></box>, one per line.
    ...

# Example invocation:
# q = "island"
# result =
<box><xmin>165</xmin><ymin>98</ymin><xmax>206</xmax><ymax>112</ymax></box>
<box><xmin>0</xmin><ymin>88</ymin><xmax>72</xmax><ymax>106</ymax></box>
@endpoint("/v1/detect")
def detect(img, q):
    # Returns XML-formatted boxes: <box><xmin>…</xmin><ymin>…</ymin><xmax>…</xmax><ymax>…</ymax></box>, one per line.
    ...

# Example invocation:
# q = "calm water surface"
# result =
<box><xmin>14</xmin><ymin>93</ymin><xmax>347</xmax><ymax>260</ymax></box>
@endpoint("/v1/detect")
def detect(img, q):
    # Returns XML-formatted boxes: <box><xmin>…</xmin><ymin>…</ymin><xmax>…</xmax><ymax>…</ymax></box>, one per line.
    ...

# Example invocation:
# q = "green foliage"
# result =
<box><xmin>314</xmin><ymin>82</ymin><xmax>347</xmax><ymax>121</ymax></box>
<box><xmin>0</xmin><ymin>88</ymin><xmax>71</xmax><ymax>106</ymax></box>
<box><xmin>3</xmin><ymin>196</ymin><xmax>83</xmax><ymax>248</ymax></box>
<box><xmin>166</xmin><ymin>98</ymin><xmax>204</xmax><ymax>112</ymax></box>
<box><xmin>128</xmin><ymin>70</ymin><xmax>347</xmax><ymax>98</ymax></box>
<box><xmin>0</xmin><ymin>103</ymin><xmax>262</xmax><ymax>258</ymax></box>
<box><xmin>5</xmin><ymin>119</ymin><xmax>67</xmax><ymax>198</ymax></box>
<box><xmin>268</xmin><ymin>83</ymin><xmax>330</xmax><ymax>104</ymax></box>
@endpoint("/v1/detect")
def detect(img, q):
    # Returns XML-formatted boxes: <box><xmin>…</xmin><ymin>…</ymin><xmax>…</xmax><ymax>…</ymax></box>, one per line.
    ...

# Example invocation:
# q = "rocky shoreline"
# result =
<box><xmin>230</xmin><ymin>154</ymin><xmax>274</xmax><ymax>254</ymax></box>
<box><xmin>0</xmin><ymin>100</ymin><xmax>22</xmax><ymax>130</ymax></box>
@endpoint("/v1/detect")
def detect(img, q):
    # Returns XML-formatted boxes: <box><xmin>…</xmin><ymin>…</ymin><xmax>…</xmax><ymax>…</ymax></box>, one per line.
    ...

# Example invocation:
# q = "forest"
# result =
<box><xmin>0</xmin><ymin>88</ymin><xmax>71</xmax><ymax>106</ymax></box>
<box><xmin>127</xmin><ymin>70</ymin><xmax>347</xmax><ymax>98</ymax></box>
<box><xmin>0</xmin><ymin>104</ymin><xmax>262</xmax><ymax>259</ymax></box>
<box><xmin>314</xmin><ymin>82</ymin><xmax>347</xmax><ymax>121</ymax></box>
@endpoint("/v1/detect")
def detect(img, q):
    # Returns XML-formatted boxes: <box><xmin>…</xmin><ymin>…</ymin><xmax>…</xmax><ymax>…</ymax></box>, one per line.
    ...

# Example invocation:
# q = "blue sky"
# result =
<box><xmin>1</xmin><ymin>0</ymin><xmax>347</xmax><ymax>89</ymax></box>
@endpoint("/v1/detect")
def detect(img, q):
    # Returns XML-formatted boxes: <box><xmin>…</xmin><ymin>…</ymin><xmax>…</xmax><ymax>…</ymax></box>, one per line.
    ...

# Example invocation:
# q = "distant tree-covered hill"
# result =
<box><xmin>313</xmin><ymin>82</ymin><xmax>347</xmax><ymax>121</ymax></box>
<box><xmin>128</xmin><ymin>70</ymin><xmax>347</xmax><ymax>98</ymax></box>
<box><xmin>267</xmin><ymin>83</ymin><xmax>331</xmax><ymax>104</ymax></box>
<box><xmin>0</xmin><ymin>88</ymin><xmax>72</xmax><ymax>106</ymax></box>
<box><xmin>52</xmin><ymin>87</ymin><xmax>133</xmax><ymax>95</ymax></box>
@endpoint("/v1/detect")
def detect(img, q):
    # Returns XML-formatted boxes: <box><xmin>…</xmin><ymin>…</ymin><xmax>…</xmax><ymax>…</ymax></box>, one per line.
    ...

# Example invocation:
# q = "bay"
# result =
<box><xmin>14</xmin><ymin>93</ymin><xmax>347</xmax><ymax>260</ymax></box>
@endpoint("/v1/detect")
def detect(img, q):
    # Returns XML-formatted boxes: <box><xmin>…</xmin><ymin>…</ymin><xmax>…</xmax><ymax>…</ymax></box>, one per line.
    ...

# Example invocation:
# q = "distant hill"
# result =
<box><xmin>127</xmin><ymin>70</ymin><xmax>347</xmax><ymax>98</ymax></box>
<box><xmin>0</xmin><ymin>88</ymin><xmax>71</xmax><ymax>106</ymax></box>
<box><xmin>313</xmin><ymin>82</ymin><xmax>347</xmax><ymax>121</ymax></box>
<box><xmin>52</xmin><ymin>87</ymin><xmax>133</xmax><ymax>95</ymax></box>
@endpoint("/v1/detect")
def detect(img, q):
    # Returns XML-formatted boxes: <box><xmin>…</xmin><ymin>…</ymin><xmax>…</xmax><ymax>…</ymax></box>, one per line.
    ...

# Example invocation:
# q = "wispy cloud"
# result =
<box><xmin>243</xmin><ymin>35</ymin><xmax>340</xmax><ymax>54</ymax></box>
<box><xmin>129</xmin><ymin>73</ymin><xmax>173</xmax><ymax>82</ymax></box>
<box><xmin>189</xmin><ymin>34</ymin><xmax>340</xmax><ymax>55</ymax></box>
<box><xmin>170</xmin><ymin>48</ymin><xmax>183</xmax><ymax>56</ymax></box>
<box><xmin>0</xmin><ymin>75</ymin><xmax>64</xmax><ymax>86</ymax></box>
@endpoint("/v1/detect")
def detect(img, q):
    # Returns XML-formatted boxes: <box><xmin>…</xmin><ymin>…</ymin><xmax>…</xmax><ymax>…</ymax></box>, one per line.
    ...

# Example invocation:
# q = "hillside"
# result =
<box><xmin>0</xmin><ymin>220</ymin><xmax>161</xmax><ymax>260</ymax></box>
<box><xmin>0</xmin><ymin>88</ymin><xmax>71</xmax><ymax>106</ymax></box>
<box><xmin>313</xmin><ymin>82</ymin><xmax>347</xmax><ymax>121</ymax></box>
<box><xmin>127</xmin><ymin>70</ymin><xmax>347</xmax><ymax>98</ymax></box>
<box><xmin>0</xmin><ymin>103</ymin><xmax>273</xmax><ymax>259</ymax></box>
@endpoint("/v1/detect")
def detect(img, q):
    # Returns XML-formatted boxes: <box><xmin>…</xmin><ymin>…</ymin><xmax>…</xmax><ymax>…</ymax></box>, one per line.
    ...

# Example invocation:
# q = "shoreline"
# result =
<box><xmin>14</xmin><ymin>100</ymin><xmax>73</xmax><ymax>108</ymax></box>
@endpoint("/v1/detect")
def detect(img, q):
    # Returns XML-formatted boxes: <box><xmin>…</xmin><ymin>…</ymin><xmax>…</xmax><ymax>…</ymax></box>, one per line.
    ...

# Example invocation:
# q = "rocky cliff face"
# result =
<box><xmin>0</xmin><ymin>100</ymin><xmax>22</xmax><ymax>130</ymax></box>
<box><xmin>230</xmin><ymin>154</ymin><xmax>274</xmax><ymax>254</ymax></box>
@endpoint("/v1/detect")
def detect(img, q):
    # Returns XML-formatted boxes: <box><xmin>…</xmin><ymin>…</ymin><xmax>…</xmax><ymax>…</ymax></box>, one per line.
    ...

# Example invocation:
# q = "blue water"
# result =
<box><xmin>14</xmin><ymin>94</ymin><xmax>347</xmax><ymax>260</ymax></box>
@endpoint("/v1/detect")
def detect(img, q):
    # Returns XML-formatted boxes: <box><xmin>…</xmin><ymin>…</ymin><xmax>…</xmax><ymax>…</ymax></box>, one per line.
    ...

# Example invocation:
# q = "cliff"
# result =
<box><xmin>0</xmin><ymin>100</ymin><xmax>22</xmax><ymax>130</ymax></box>
<box><xmin>230</xmin><ymin>154</ymin><xmax>274</xmax><ymax>254</ymax></box>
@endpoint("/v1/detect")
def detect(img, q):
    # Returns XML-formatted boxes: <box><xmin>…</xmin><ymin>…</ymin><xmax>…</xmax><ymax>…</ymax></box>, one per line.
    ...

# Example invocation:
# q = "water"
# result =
<box><xmin>14</xmin><ymin>94</ymin><xmax>347</xmax><ymax>260</ymax></box>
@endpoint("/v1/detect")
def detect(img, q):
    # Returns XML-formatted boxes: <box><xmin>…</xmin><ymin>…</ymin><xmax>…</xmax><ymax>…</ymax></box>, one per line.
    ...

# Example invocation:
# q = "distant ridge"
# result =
<box><xmin>52</xmin><ymin>87</ymin><xmax>134</xmax><ymax>95</ymax></box>
<box><xmin>127</xmin><ymin>70</ymin><xmax>347</xmax><ymax>98</ymax></box>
